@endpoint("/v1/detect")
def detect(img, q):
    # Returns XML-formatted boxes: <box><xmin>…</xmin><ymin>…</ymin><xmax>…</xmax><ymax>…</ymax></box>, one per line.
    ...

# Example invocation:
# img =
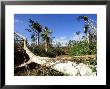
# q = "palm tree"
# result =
<box><xmin>26</xmin><ymin>19</ymin><xmax>42</xmax><ymax>45</ymax></box>
<box><xmin>84</xmin><ymin>24</ymin><xmax>89</xmax><ymax>44</ymax></box>
<box><xmin>41</xmin><ymin>26</ymin><xmax>52</xmax><ymax>52</ymax></box>
<box><xmin>78</xmin><ymin>16</ymin><xmax>90</xmax><ymax>44</ymax></box>
<box><xmin>78</xmin><ymin>16</ymin><xmax>88</xmax><ymax>21</ymax></box>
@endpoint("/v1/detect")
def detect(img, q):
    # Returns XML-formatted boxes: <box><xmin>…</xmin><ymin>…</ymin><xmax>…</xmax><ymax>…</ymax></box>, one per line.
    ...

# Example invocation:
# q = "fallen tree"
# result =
<box><xmin>14</xmin><ymin>32</ymin><xmax>96</xmax><ymax>76</ymax></box>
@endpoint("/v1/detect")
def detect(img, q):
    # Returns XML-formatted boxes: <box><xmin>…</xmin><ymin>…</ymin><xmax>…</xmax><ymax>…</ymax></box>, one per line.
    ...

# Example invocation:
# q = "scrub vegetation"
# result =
<box><xmin>14</xmin><ymin>15</ymin><xmax>97</xmax><ymax>76</ymax></box>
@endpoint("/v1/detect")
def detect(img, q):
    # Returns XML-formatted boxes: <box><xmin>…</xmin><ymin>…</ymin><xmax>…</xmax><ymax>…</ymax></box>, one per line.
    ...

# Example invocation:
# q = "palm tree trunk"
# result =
<box><xmin>86</xmin><ymin>32</ymin><xmax>89</xmax><ymax>44</ymax></box>
<box><xmin>38</xmin><ymin>32</ymin><xmax>39</xmax><ymax>45</ymax></box>
<box><xmin>36</xmin><ymin>32</ymin><xmax>39</xmax><ymax>45</ymax></box>
<box><xmin>45</xmin><ymin>40</ymin><xmax>48</xmax><ymax>52</ymax></box>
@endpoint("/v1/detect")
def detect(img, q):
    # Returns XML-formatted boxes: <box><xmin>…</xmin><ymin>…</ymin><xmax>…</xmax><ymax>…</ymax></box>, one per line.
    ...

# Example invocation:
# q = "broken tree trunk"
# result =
<box><xmin>14</xmin><ymin>32</ymin><xmax>95</xmax><ymax>76</ymax></box>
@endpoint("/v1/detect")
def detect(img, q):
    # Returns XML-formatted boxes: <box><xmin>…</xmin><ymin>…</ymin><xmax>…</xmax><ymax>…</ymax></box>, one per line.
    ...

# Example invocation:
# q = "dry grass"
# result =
<box><xmin>56</xmin><ymin>55</ymin><xmax>96</xmax><ymax>61</ymax></box>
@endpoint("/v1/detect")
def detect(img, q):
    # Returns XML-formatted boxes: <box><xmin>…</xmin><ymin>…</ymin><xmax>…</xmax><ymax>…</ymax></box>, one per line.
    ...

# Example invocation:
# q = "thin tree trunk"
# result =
<box><xmin>36</xmin><ymin>32</ymin><xmax>39</xmax><ymax>45</ymax></box>
<box><xmin>86</xmin><ymin>32</ymin><xmax>89</xmax><ymax>44</ymax></box>
<box><xmin>45</xmin><ymin>40</ymin><xmax>48</xmax><ymax>52</ymax></box>
<box><xmin>38</xmin><ymin>32</ymin><xmax>39</xmax><ymax>45</ymax></box>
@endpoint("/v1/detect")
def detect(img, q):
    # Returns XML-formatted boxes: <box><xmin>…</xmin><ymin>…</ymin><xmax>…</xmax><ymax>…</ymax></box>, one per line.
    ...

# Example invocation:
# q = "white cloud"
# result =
<box><xmin>60</xmin><ymin>37</ymin><xmax>66</xmax><ymax>40</ymax></box>
<box><xmin>53</xmin><ymin>36</ymin><xmax>69</xmax><ymax>47</ymax></box>
<box><xmin>15</xmin><ymin>19</ymin><xmax>23</xmax><ymax>24</ymax></box>
<box><xmin>71</xmin><ymin>33</ymin><xmax>85</xmax><ymax>41</ymax></box>
<box><xmin>52</xmin><ymin>33</ymin><xmax>85</xmax><ymax>47</ymax></box>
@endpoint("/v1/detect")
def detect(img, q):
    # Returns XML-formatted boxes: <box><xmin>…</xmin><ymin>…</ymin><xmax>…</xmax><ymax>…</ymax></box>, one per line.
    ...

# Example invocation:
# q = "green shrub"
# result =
<box><xmin>29</xmin><ymin>45</ymin><xmax>65</xmax><ymax>58</ymax></box>
<box><xmin>88</xmin><ymin>42</ymin><xmax>97</xmax><ymax>54</ymax></box>
<box><xmin>53</xmin><ymin>47</ymin><xmax>65</xmax><ymax>56</ymax></box>
<box><xmin>89</xmin><ymin>60</ymin><xmax>97</xmax><ymax>66</ymax></box>
<box><xmin>92</xmin><ymin>67</ymin><xmax>97</xmax><ymax>72</ymax></box>
<box><xmin>46</xmin><ymin>47</ymin><xmax>65</xmax><ymax>58</ymax></box>
<box><xmin>46</xmin><ymin>48</ymin><xmax>56</xmax><ymax>58</ymax></box>
<box><xmin>33</xmin><ymin>45</ymin><xmax>46</xmax><ymax>57</ymax></box>
<box><xmin>29</xmin><ymin>45</ymin><xmax>65</xmax><ymax>57</ymax></box>
<box><xmin>68</xmin><ymin>41</ymin><xmax>96</xmax><ymax>56</ymax></box>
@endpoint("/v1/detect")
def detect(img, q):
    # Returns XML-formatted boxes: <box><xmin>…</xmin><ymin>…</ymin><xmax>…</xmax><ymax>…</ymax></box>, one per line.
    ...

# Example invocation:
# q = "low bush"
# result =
<box><xmin>46</xmin><ymin>47</ymin><xmax>65</xmax><ymax>58</ymax></box>
<box><xmin>68</xmin><ymin>41</ymin><xmax>96</xmax><ymax>56</ymax></box>
<box><xmin>89</xmin><ymin>60</ymin><xmax>97</xmax><ymax>66</ymax></box>
<box><xmin>33</xmin><ymin>45</ymin><xmax>46</xmax><ymax>57</ymax></box>
<box><xmin>29</xmin><ymin>45</ymin><xmax>65</xmax><ymax>58</ymax></box>
<box><xmin>46</xmin><ymin>48</ymin><xmax>56</xmax><ymax>58</ymax></box>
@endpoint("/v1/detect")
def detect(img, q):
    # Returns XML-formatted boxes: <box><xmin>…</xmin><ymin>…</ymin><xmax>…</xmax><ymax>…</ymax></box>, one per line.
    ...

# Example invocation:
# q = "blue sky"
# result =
<box><xmin>14</xmin><ymin>14</ymin><xmax>97</xmax><ymax>46</ymax></box>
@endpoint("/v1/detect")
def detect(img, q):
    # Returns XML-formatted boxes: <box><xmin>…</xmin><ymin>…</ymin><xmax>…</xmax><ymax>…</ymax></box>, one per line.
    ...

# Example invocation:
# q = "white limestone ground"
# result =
<box><xmin>15</xmin><ymin>32</ymin><xmax>97</xmax><ymax>76</ymax></box>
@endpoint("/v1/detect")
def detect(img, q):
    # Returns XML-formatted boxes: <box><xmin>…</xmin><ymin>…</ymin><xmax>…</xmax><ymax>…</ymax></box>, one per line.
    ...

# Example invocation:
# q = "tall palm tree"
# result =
<box><xmin>26</xmin><ymin>19</ymin><xmax>42</xmax><ymax>45</ymax></box>
<box><xmin>84</xmin><ymin>24</ymin><xmax>90</xmax><ymax>44</ymax></box>
<box><xmin>41</xmin><ymin>26</ymin><xmax>52</xmax><ymax>52</ymax></box>
<box><xmin>78</xmin><ymin>16</ymin><xmax>90</xmax><ymax>44</ymax></box>
<box><xmin>78</xmin><ymin>16</ymin><xmax>88</xmax><ymax>21</ymax></box>
<box><xmin>30</xmin><ymin>33</ymin><xmax>36</xmax><ymax>46</ymax></box>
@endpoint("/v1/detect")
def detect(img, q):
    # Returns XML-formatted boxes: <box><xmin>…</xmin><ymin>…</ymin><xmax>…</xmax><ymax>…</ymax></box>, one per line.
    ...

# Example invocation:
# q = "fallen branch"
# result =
<box><xmin>15</xmin><ymin>32</ymin><xmax>96</xmax><ymax>76</ymax></box>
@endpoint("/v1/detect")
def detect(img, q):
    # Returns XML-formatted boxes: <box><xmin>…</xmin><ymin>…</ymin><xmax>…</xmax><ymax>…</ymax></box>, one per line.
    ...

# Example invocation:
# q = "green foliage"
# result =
<box><xmin>41</xmin><ymin>26</ymin><xmax>52</xmax><ymax>41</ymax></box>
<box><xmin>26</xmin><ymin>18</ymin><xmax>42</xmax><ymax>45</ymax></box>
<box><xmin>88</xmin><ymin>42</ymin><xmax>97</xmax><ymax>54</ymax></box>
<box><xmin>68</xmin><ymin>41</ymin><xmax>96</xmax><ymax>56</ymax></box>
<box><xmin>89</xmin><ymin>60</ymin><xmax>97</xmax><ymax>66</ymax></box>
<box><xmin>46</xmin><ymin>48</ymin><xmax>56</xmax><ymax>58</ymax></box>
<box><xmin>33</xmin><ymin>45</ymin><xmax>46</xmax><ymax>57</ymax></box>
<box><xmin>29</xmin><ymin>45</ymin><xmax>65</xmax><ymax>58</ymax></box>
<box><xmin>55</xmin><ymin>47</ymin><xmax>65</xmax><ymax>56</ymax></box>
<box><xmin>46</xmin><ymin>47</ymin><xmax>65</xmax><ymax>58</ymax></box>
<box><xmin>91</xmin><ymin>67</ymin><xmax>97</xmax><ymax>72</ymax></box>
<box><xmin>30</xmin><ymin>39</ymin><xmax>96</xmax><ymax>57</ymax></box>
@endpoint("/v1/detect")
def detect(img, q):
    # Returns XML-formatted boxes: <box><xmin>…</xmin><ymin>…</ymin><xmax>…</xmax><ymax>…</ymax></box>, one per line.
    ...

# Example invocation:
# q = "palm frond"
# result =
<box><xmin>78</xmin><ymin>16</ymin><xmax>88</xmax><ymax>21</ymax></box>
<box><xmin>25</xmin><ymin>29</ymin><xmax>32</xmax><ymax>32</ymax></box>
